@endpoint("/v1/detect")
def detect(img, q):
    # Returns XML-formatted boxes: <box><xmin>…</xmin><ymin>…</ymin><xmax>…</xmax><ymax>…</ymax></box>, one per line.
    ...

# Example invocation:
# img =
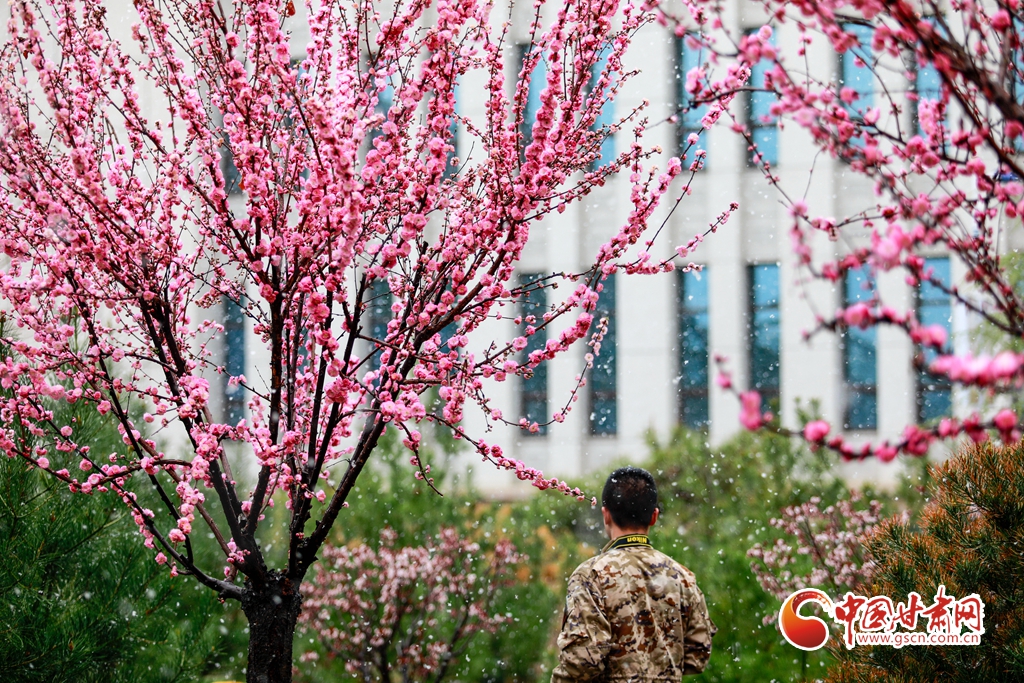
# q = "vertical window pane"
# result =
<box><xmin>590</xmin><ymin>48</ymin><xmax>615</xmax><ymax>170</ymax></box>
<box><xmin>1013</xmin><ymin>19</ymin><xmax>1024</xmax><ymax>152</ymax></box>
<box><xmin>915</xmin><ymin>60</ymin><xmax>941</xmax><ymax>137</ymax></box>
<box><xmin>520</xmin><ymin>45</ymin><xmax>547</xmax><ymax>152</ymax></box>
<box><xmin>365</xmin><ymin>278</ymin><xmax>392</xmax><ymax>373</ymax></box>
<box><xmin>221</xmin><ymin>132</ymin><xmax>242</xmax><ymax>195</ymax></box>
<box><xmin>917</xmin><ymin>258</ymin><xmax>952</xmax><ymax>422</ymax></box>
<box><xmin>747</xmin><ymin>28</ymin><xmax>778</xmax><ymax>166</ymax></box>
<box><xmin>678</xmin><ymin>268</ymin><xmax>710</xmax><ymax>428</ymax></box>
<box><xmin>913</xmin><ymin>17</ymin><xmax>947</xmax><ymax>139</ymax></box>
<box><xmin>841</xmin><ymin>23</ymin><xmax>874</xmax><ymax>114</ymax></box>
<box><xmin>520</xmin><ymin>274</ymin><xmax>548</xmax><ymax>434</ymax></box>
<box><xmin>590</xmin><ymin>275</ymin><xmax>617</xmax><ymax>435</ymax></box>
<box><xmin>370</xmin><ymin>84</ymin><xmax>394</xmax><ymax>150</ymax></box>
<box><xmin>843</xmin><ymin>267</ymin><xmax>877</xmax><ymax>430</ymax></box>
<box><xmin>223</xmin><ymin>297</ymin><xmax>246</xmax><ymax>423</ymax></box>
<box><xmin>749</xmin><ymin>264</ymin><xmax>780</xmax><ymax>409</ymax></box>
<box><xmin>444</xmin><ymin>83</ymin><xmax>460</xmax><ymax>179</ymax></box>
<box><xmin>678</xmin><ymin>34</ymin><xmax>708</xmax><ymax>162</ymax></box>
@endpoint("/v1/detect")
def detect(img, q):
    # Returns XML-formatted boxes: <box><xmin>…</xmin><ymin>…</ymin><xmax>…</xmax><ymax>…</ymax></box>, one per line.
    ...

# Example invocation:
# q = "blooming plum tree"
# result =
<box><xmin>0</xmin><ymin>0</ymin><xmax>704</xmax><ymax>680</ymax></box>
<box><xmin>747</xmin><ymin>493</ymin><xmax>883</xmax><ymax>625</ymax></box>
<box><xmin>297</xmin><ymin>527</ymin><xmax>521</xmax><ymax>682</ymax></box>
<box><xmin>653</xmin><ymin>0</ymin><xmax>1024</xmax><ymax>460</ymax></box>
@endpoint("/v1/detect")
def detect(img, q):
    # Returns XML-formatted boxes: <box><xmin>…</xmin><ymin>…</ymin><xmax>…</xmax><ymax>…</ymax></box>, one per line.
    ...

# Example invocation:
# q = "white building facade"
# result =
<box><xmin>67</xmin><ymin>0</ymin><xmax>992</xmax><ymax>494</ymax></box>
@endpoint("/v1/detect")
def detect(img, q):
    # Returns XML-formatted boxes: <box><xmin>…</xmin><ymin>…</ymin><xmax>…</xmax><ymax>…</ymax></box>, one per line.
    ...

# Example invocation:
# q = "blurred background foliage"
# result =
<box><xmin>3</xmin><ymin>408</ymin><xmax>942</xmax><ymax>683</ymax></box>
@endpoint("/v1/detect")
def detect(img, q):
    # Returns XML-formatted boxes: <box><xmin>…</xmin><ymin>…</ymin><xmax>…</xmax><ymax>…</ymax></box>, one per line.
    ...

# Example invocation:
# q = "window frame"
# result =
<box><xmin>915</xmin><ymin>257</ymin><xmax>953</xmax><ymax>423</ymax></box>
<box><xmin>519</xmin><ymin>273</ymin><xmax>549</xmax><ymax>436</ymax></box>
<box><xmin>589</xmin><ymin>274</ymin><xmax>618</xmax><ymax>436</ymax></box>
<box><xmin>223</xmin><ymin>296</ymin><xmax>247</xmax><ymax>423</ymax></box>
<box><xmin>676</xmin><ymin>32</ymin><xmax>709</xmax><ymax>162</ymax></box>
<box><xmin>841</xmin><ymin>267</ymin><xmax>878</xmax><ymax>431</ymax></box>
<box><xmin>748</xmin><ymin>263</ymin><xmax>781</xmax><ymax>409</ymax></box>
<box><xmin>744</xmin><ymin>27</ymin><xmax>779</xmax><ymax>167</ymax></box>
<box><xmin>677</xmin><ymin>267</ymin><xmax>710</xmax><ymax>429</ymax></box>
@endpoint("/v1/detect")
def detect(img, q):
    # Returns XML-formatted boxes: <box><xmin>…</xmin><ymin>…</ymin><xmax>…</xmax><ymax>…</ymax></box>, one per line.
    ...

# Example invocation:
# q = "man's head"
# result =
<box><xmin>601</xmin><ymin>466</ymin><xmax>659</xmax><ymax>536</ymax></box>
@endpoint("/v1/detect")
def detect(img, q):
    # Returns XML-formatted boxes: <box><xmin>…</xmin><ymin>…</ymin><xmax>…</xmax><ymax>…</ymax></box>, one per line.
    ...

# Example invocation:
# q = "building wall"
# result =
<box><xmin>455</xmin><ymin>6</ymin><xmax>971</xmax><ymax>495</ymax></box>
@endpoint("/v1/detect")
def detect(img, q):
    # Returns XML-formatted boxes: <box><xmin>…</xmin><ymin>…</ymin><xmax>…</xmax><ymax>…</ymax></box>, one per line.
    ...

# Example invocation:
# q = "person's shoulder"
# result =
<box><xmin>568</xmin><ymin>552</ymin><xmax>605</xmax><ymax>580</ymax></box>
<box><xmin>647</xmin><ymin>548</ymin><xmax>701</xmax><ymax>587</ymax></box>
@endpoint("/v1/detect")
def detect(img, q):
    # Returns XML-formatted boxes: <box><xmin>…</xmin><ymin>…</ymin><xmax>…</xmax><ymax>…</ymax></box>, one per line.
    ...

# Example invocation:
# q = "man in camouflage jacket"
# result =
<box><xmin>552</xmin><ymin>467</ymin><xmax>716</xmax><ymax>681</ymax></box>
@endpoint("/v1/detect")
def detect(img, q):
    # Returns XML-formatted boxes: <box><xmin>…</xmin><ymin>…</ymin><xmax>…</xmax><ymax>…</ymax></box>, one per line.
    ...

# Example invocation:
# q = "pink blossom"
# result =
<box><xmin>994</xmin><ymin>409</ymin><xmax>1017</xmax><ymax>433</ymax></box>
<box><xmin>803</xmin><ymin>420</ymin><xmax>830</xmax><ymax>442</ymax></box>
<box><xmin>739</xmin><ymin>391</ymin><xmax>764</xmax><ymax>430</ymax></box>
<box><xmin>843</xmin><ymin>303</ymin><xmax>872</xmax><ymax>329</ymax></box>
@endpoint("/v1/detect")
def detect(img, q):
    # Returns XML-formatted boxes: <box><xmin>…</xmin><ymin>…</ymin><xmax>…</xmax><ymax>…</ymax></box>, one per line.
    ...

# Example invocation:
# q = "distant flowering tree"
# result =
<box><xmin>654</xmin><ymin>0</ymin><xmax>1024</xmax><ymax>459</ymax></box>
<box><xmin>747</xmin><ymin>493</ymin><xmax>883</xmax><ymax>624</ymax></box>
<box><xmin>297</xmin><ymin>527</ymin><xmax>521</xmax><ymax>683</ymax></box>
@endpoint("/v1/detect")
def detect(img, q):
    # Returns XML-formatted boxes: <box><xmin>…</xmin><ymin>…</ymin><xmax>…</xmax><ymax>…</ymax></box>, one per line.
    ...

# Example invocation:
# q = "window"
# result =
<box><xmin>678</xmin><ymin>268</ymin><xmax>709</xmax><ymax>428</ymax></box>
<box><xmin>519</xmin><ymin>273</ymin><xmax>548</xmax><ymax>434</ymax></box>
<box><xmin>221</xmin><ymin>132</ymin><xmax>242</xmax><ymax>195</ymax></box>
<box><xmin>910</xmin><ymin>18</ymin><xmax>950</xmax><ymax>141</ymax></box>
<box><xmin>589</xmin><ymin>275</ymin><xmax>617</xmax><ymax>435</ymax></box>
<box><xmin>589</xmin><ymin>48</ymin><xmax>616</xmax><ymax>170</ymax></box>
<box><xmin>677</xmin><ymin>33</ymin><xmax>708</xmax><ymax>160</ymax></box>
<box><xmin>840</xmin><ymin>23</ymin><xmax>874</xmax><ymax>114</ymax></box>
<box><xmin>364</xmin><ymin>278</ymin><xmax>392</xmax><ymax>372</ymax></box>
<box><xmin>1012</xmin><ymin>19</ymin><xmax>1024</xmax><ymax>152</ymax></box>
<box><xmin>913</xmin><ymin>52</ymin><xmax>942</xmax><ymax>137</ymax></box>
<box><xmin>443</xmin><ymin>83</ymin><xmax>460</xmax><ymax>179</ymax></box>
<box><xmin>839</xmin><ymin>21</ymin><xmax>874</xmax><ymax>152</ymax></box>
<box><xmin>842</xmin><ymin>267</ymin><xmax>877</xmax><ymax>430</ymax></box>
<box><xmin>913</xmin><ymin>58</ymin><xmax>942</xmax><ymax>137</ymax></box>
<box><xmin>519</xmin><ymin>44</ymin><xmax>547</xmax><ymax>153</ymax></box>
<box><xmin>369</xmin><ymin>84</ymin><xmax>394</xmax><ymax>151</ymax></box>
<box><xmin>916</xmin><ymin>257</ymin><xmax>952</xmax><ymax>422</ymax></box>
<box><xmin>746</xmin><ymin>28</ymin><xmax>778</xmax><ymax>166</ymax></box>
<box><xmin>749</xmin><ymin>264</ymin><xmax>780</xmax><ymax>408</ymax></box>
<box><xmin>223</xmin><ymin>297</ymin><xmax>246</xmax><ymax>423</ymax></box>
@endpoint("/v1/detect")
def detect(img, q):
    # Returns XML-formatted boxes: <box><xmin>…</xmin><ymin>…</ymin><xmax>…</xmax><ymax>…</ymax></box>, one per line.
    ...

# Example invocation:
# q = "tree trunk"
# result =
<box><xmin>242</xmin><ymin>572</ymin><xmax>302</xmax><ymax>683</ymax></box>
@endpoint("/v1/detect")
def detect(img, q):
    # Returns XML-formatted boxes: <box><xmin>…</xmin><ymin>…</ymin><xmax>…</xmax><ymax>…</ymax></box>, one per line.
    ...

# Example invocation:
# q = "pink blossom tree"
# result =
<box><xmin>297</xmin><ymin>527</ymin><xmax>521</xmax><ymax>682</ymax></box>
<box><xmin>747</xmin><ymin>493</ymin><xmax>883</xmax><ymax>624</ymax></box>
<box><xmin>0</xmin><ymin>0</ymin><xmax>703</xmax><ymax>680</ymax></box>
<box><xmin>654</xmin><ymin>0</ymin><xmax>1024</xmax><ymax>459</ymax></box>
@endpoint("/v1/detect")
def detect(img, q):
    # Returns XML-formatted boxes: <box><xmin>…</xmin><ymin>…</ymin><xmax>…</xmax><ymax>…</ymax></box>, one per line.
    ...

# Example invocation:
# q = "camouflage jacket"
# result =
<box><xmin>551</xmin><ymin>535</ymin><xmax>716</xmax><ymax>682</ymax></box>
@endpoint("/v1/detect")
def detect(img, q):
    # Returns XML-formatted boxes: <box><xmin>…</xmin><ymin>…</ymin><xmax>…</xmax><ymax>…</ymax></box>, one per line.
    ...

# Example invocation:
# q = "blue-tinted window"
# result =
<box><xmin>590</xmin><ymin>48</ymin><xmax>615</xmax><ymax>170</ymax></box>
<box><xmin>746</xmin><ymin>28</ymin><xmax>778</xmax><ymax>166</ymax></box>
<box><xmin>221</xmin><ymin>132</ymin><xmax>242</xmax><ymax>195</ymax></box>
<box><xmin>842</xmin><ymin>267</ymin><xmax>877</xmax><ymax>430</ymax></box>
<box><xmin>749</xmin><ymin>264</ymin><xmax>780</xmax><ymax>407</ymax></box>
<box><xmin>678</xmin><ymin>268</ymin><xmax>710</xmax><ymax>428</ymax></box>
<box><xmin>912</xmin><ymin>18</ymin><xmax>948</xmax><ymax>139</ymax></box>
<box><xmin>1013</xmin><ymin>20</ymin><xmax>1024</xmax><ymax>152</ymax></box>
<box><xmin>520</xmin><ymin>45</ymin><xmax>547</xmax><ymax>153</ymax></box>
<box><xmin>589</xmin><ymin>275</ymin><xmax>617</xmax><ymax>435</ymax></box>
<box><xmin>915</xmin><ymin>57</ymin><xmax>941</xmax><ymax>137</ymax></box>
<box><xmin>840</xmin><ymin>23</ymin><xmax>874</xmax><ymax>115</ymax></box>
<box><xmin>677</xmin><ymin>34</ymin><xmax>708</xmax><ymax>161</ymax></box>
<box><xmin>365</xmin><ymin>278</ymin><xmax>392</xmax><ymax>372</ymax></box>
<box><xmin>369</xmin><ymin>84</ymin><xmax>394</xmax><ymax>151</ymax></box>
<box><xmin>917</xmin><ymin>257</ymin><xmax>952</xmax><ymax>422</ymax></box>
<box><xmin>442</xmin><ymin>82</ymin><xmax>460</xmax><ymax>180</ymax></box>
<box><xmin>223</xmin><ymin>297</ymin><xmax>246</xmax><ymax>423</ymax></box>
<box><xmin>519</xmin><ymin>273</ymin><xmax>548</xmax><ymax>434</ymax></box>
